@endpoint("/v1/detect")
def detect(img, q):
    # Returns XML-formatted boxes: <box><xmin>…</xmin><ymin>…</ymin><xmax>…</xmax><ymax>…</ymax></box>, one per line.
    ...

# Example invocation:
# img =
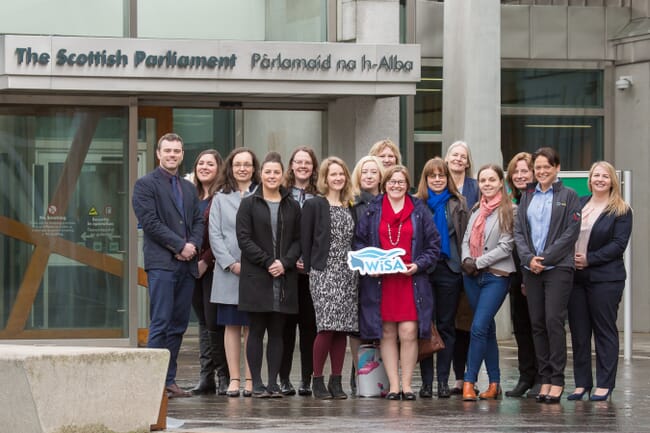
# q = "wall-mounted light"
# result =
<box><xmin>616</xmin><ymin>76</ymin><xmax>633</xmax><ymax>91</ymax></box>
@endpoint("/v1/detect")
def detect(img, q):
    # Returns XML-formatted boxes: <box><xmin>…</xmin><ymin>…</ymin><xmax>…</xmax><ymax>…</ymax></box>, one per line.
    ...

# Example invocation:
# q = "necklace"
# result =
<box><xmin>387</xmin><ymin>222</ymin><xmax>403</xmax><ymax>246</ymax></box>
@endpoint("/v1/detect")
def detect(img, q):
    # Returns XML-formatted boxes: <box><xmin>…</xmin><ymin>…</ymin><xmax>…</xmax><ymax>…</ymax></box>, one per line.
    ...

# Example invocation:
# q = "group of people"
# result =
<box><xmin>132</xmin><ymin>133</ymin><xmax>632</xmax><ymax>404</ymax></box>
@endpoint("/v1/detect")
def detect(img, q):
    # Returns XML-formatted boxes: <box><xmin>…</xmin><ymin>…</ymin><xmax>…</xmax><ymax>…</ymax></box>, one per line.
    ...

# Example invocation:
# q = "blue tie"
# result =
<box><xmin>171</xmin><ymin>175</ymin><xmax>184</xmax><ymax>213</ymax></box>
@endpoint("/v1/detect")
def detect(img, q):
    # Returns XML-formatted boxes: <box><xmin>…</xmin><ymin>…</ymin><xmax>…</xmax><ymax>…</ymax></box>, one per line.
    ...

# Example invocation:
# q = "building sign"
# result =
<box><xmin>1</xmin><ymin>35</ymin><xmax>420</xmax><ymax>96</ymax></box>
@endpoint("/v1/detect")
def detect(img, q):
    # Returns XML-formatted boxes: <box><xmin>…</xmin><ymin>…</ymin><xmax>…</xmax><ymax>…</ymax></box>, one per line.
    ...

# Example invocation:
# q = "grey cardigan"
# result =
<box><xmin>462</xmin><ymin>205</ymin><xmax>516</xmax><ymax>274</ymax></box>
<box><xmin>209</xmin><ymin>186</ymin><xmax>256</xmax><ymax>305</ymax></box>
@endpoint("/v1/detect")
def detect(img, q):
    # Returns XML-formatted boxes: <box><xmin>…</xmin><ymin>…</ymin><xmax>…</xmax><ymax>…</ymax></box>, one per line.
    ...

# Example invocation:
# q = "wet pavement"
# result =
<box><xmin>166</xmin><ymin>334</ymin><xmax>650</xmax><ymax>432</ymax></box>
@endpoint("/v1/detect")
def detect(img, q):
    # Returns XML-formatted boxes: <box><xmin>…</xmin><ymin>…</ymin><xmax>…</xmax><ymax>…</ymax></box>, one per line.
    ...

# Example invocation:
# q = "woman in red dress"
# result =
<box><xmin>354</xmin><ymin>165</ymin><xmax>440</xmax><ymax>400</ymax></box>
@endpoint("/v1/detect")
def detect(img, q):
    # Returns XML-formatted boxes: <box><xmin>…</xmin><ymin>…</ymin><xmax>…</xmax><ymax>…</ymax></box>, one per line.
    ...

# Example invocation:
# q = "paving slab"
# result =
<box><xmin>165</xmin><ymin>334</ymin><xmax>650</xmax><ymax>433</ymax></box>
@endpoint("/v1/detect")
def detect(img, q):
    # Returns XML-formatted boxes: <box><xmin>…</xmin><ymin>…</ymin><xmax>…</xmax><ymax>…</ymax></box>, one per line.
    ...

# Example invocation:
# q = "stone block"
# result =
<box><xmin>0</xmin><ymin>344</ymin><xmax>169</xmax><ymax>433</ymax></box>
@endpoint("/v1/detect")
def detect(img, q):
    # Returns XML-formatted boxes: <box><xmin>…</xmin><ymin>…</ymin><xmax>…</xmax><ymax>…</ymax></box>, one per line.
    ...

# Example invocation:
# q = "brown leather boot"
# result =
<box><xmin>479</xmin><ymin>383</ymin><xmax>502</xmax><ymax>400</ymax></box>
<box><xmin>462</xmin><ymin>382</ymin><xmax>478</xmax><ymax>401</ymax></box>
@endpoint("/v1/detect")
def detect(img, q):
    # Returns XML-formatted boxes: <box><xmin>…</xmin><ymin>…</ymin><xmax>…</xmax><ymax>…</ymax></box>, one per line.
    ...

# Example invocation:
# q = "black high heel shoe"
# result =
<box><xmin>535</xmin><ymin>385</ymin><xmax>551</xmax><ymax>403</ymax></box>
<box><xmin>590</xmin><ymin>388</ymin><xmax>613</xmax><ymax>401</ymax></box>
<box><xmin>226</xmin><ymin>378</ymin><xmax>241</xmax><ymax>397</ymax></box>
<box><xmin>567</xmin><ymin>387</ymin><xmax>591</xmax><ymax>401</ymax></box>
<box><xmin>544</xmin><ymin>387</ymin><xmax>564</xmax><ymax>404</ymax></box>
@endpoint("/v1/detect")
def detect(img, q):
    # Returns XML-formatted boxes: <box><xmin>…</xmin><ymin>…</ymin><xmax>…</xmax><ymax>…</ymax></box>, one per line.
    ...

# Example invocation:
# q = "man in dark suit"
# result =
<box><xmin>132</xmin><ymin>132</ymin><xmax>204</xmax><ymax>398</ymax></box>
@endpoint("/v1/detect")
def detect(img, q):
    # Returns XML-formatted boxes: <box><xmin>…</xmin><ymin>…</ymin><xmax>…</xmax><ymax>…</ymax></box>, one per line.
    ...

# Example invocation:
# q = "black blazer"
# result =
<box><xmin>301</xmin><ymin>196</ymin><xmax>354</xmax><ymax>272</ymax></box>
<box><xmin>132</xmin><ymin>167</ymin><xmax>204</xmax><ymax>277</ymax></box>
<box><xmin>576</xmin><ymin>195</ymin><xmax>633</xmax><ymax>283</ymax></box>
<box><xmin>236</xmin><ymin>186</ymin><xmax>301</xmax><ymax>313</ymax></box>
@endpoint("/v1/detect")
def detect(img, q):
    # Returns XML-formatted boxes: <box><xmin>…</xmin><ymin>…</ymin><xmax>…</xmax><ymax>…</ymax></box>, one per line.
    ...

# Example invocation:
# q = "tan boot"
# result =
<box><xmin>462</xmin><ymin>382</ymin><xmax>478</xmax><ymax>401</ymax></box>
<box><xmin>479</xmin><ymin>382</ymin><xmax>502</xmax><ymax>400</ymax></box>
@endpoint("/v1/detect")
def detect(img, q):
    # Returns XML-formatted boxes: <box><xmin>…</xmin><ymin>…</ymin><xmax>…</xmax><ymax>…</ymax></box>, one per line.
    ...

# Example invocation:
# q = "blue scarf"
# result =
<box><xmin>427</xmin><ymin>188</ymin><xmax>451</xmax><ymax>259</ymax></box>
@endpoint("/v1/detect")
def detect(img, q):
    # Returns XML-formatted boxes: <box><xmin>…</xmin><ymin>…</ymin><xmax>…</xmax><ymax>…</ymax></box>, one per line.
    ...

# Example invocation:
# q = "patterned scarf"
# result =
<box><xmin>469</xmin><ymin>191</ymin><xmax>502</xmax><ymax>258</ymax></box>
<box><xmin>426</xmin><ymin>188</ymin><xmax>451</xmax><ymax>259</ymax></box>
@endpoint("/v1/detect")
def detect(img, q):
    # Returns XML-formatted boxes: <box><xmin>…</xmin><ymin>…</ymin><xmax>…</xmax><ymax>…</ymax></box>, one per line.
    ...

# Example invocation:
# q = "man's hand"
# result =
<box><xmin>179</xmin><ymin>243</ymin><xmax>197</xmax><ymax>260</ymax></box>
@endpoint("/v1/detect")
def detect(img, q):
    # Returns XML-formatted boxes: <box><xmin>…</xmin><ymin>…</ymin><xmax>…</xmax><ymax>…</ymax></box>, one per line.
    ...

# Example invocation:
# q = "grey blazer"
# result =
<box><xmin>461</xmin><ymin>205</ymin><xmax>516</xmax><ymax>274</ymax></box>
<box><xmin>209</xmin><ymin>187</ymin><xmax>256</xmax><ymax>305</ymax></box>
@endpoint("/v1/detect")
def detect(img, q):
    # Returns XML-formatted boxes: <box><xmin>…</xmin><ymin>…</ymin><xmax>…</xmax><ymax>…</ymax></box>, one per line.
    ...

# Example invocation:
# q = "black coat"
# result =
<box><xmin>575</xmin><ymin>195</ymin><xmax>632</xmax><ymax>283</ymax></box>
<box><xmin>236</xmin><ymin>186</ymin><xmax>302</xmax><ymax>313</ymax></box>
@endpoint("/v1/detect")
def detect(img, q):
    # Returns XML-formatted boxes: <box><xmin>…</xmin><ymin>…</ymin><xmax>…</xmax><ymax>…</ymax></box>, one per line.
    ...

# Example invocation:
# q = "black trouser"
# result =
<box><xmin>279</xmin><ymin>274</ymin><xmax>317</xmax><ymax>381</ymax></box>
<box><xmin>524</xmin><ymin>267</ymin><xmax>574</xmax><ymax>387</ymax></box>
<box><xmin>420</xmin><ymin>263</ymin><xmax>462</xmax><ymax>385</ymax></box>
<box><xmin>247</xmin><ymin>311</ymin><xmax>287</xmax><ymax>389</ymax></box>
<box><xmin>568</xmin><ymin>273</ymin><xmax>624</xmax><ymax>390</ymax></box>
<box><xmin>191</xmin><ymin>269</ymin><xmax>227</xmax><ymax>379</ymax></box>
<box><xmin>192</xmin><ymin>269</ymin><xmax>220</xmax><ymax>331</ymax></box>
<box><xmin>509</xmin><ymin>271</ymin><xmax>538</xmax><ymax>385</ymax></box>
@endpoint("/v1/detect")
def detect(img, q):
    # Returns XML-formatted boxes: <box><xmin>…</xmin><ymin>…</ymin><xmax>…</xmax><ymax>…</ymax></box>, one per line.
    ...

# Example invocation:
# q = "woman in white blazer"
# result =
<box><xmin>459</xmin><ymin>164</ymin><xmax>515</xmax><ymax>401</ymax></box>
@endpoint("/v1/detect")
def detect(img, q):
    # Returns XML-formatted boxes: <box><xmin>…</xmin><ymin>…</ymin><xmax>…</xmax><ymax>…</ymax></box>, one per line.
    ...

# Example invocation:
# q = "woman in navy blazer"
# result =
<box><xmin>567</xmin><ymin>161</ymin><xmax>633</xmax><ymax>402</ymax></box>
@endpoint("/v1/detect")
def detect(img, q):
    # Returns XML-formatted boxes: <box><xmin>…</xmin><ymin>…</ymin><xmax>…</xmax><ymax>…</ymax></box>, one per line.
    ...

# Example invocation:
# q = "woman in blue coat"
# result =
<box><xmin>354</xmin><ymin>165</ymin><xmax>440</xmax><ymax>400</ymax></box>
<box><xmin>567</xmin><ymin>161</ymin><xmax>632</xmax><ymax>402</ymax></box>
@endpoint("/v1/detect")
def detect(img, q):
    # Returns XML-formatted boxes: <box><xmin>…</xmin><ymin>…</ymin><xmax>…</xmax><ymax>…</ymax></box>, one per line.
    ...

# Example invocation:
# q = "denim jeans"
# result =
<box><xmin>463</xmin><ymin>272</ymin><xmax>510</xmax><ymax>383</ymax></box>
<box><xmin>147</xmin><ymin>263</ymin><xmax>195</xmax><ymax>386</ymax></box>
<box><xmin>420</xmin><ymin>262</ymin><xmax>462</xmax><ymax>385</ymax></box>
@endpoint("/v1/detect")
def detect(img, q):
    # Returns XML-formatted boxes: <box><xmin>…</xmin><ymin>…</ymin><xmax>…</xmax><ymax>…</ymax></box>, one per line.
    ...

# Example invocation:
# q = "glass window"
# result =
<box><xmin>415</xmin><ymin>67</ymin><xmax>443</xmax><ymax>133</ymax></box>
<box><xmin>501</xmin><ymin>115</ymin><xmax>603</xmax><ymax>171</ymax></box>
<box><xmin>0</xmin><ymin>0</ymin><xmax>124</xmax><ymax>37</ymax></box>
<box><xmin>0</xmin><ymin>106</ymin><xmax>129</xmax><ymax>337</ymax></box>
<box><xmin>138</xmin><ymin>0</ymin><xmax>327</xmax><ymax>42</ymax></box>
<box><xmin>414</xmin><ymin>141</ymin><xmax>442</xmax><ymax>181</ymax></box>
<box><xmin>502</xmin><ymin>69</ymin><xmax>603</xmax><ymax>108</ymax></box>
<box><xmin>242</xmin><ymin>110</ymin><xmax>323</xmax><ymax>162</ymax></box>
<box><xmin>173</xmin><ymin>109</ymin><xmax>235</xmax><ymax>177</ymax></box>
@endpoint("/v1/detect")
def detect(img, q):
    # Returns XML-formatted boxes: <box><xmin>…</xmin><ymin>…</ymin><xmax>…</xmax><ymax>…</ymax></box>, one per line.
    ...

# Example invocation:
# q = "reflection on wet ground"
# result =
<box><xmin>166</xmin><ymin>335</ymin><xmax>650</xmax><ymax>432</ymax></box>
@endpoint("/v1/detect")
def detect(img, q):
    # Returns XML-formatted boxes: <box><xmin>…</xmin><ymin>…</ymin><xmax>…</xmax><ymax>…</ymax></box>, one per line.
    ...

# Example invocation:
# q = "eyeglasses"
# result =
<box><xmin>387</xmin><ymin>180</ymin><xmax>407</xmax><ymax>186</ymax></box>
<box><xmin>427</xmin><ymin>174</ymin><xmax>446</xmax><ymax>180</ymax></box>
<box><xmin>292</xmin><ymin>160</ymin><xmax>313</xmax><ymax>166</ymax></box>
<box><xmin>233</xmin><ymin>163</ymin><xmax>253</xmax><ymax>169</ymax></box>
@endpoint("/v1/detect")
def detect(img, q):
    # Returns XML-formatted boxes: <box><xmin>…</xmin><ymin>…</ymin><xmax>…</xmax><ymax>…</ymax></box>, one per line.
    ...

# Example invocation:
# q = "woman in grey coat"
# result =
<box><xmin>209</xmin><ymin>147</ymin><xmax>260</xmax><ymax>397</ymax></box>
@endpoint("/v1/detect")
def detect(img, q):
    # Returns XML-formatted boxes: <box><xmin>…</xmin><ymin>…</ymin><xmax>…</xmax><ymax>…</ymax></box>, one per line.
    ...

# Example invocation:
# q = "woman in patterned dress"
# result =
<box><xmin>301</xmin><ymin>156</ymin><xmax>358</xmax><ymax>400</ymax></box>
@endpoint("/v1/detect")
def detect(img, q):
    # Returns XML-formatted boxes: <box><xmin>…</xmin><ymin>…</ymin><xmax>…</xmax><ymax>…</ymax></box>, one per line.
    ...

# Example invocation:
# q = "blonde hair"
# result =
<box><xmin>415</xmin><ymin>157</ymin><xmax>464</xmax><ymax>202</ymax></box>
<box><xmin>351</xmin><ymin>156</ymin><xmax>384</xmax><ymax>196</ymax></box>
<box><xmin>476</xmin><ymin>164</ymin><xmax>514</xmax><ymax>233</ymax></box>
<box><xmin>317</xmin><ymin>157</ymin><xmax>354</xmax><ymax>206</ymax></box>
<box><xmin>369</xmin><ymin>139</ymin><xmax>402</xmax><ymax>166</ymax></box>
<box><xmin>588</xmin><ymin>161</ymin><xmax>630</xmax><ymax>217</ymax></box>
<box><xmin>506</xmin><ymin>152</ymin><xmax>533</xmax><ymax>201</ymax></box>
<box><xmin>445</xmin><ymin>140</ymin><xmax>474</xmax><ymax>178</ymax></box>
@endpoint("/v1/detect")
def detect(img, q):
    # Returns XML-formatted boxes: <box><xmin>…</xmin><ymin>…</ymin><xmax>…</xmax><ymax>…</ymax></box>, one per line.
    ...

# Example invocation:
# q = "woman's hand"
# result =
<box><xmin>574</xmin><ymin>253</ymin><xmax>588</xmax><ymax>270</ymax></box>
<box><xmin>229</xmin><ymin>262</ymin><xmax>241</xmax><ymax>276</ymax></box>
<box><xmin>461</xmin><ymin>258</ymin><xmax>479</xmax><ymax>276</ymax></box>
<box><xmin>268</xmin><ymin>259</ymin><xmax>285</xmax><ymax>277</ymax></box>
<box><xmin>198</xmin><ymin>259</ymin><xmax>208</xmax><ymax>278</ymax></box>
<box><xmin>402</xmin><ymin>263</ymin><xmax>418</xmax><ymax>276</ymax></box>
<box><xmin>529</xmin><ymin>256</ymin><xmax>545</xmax><ymax>274</ymax></box>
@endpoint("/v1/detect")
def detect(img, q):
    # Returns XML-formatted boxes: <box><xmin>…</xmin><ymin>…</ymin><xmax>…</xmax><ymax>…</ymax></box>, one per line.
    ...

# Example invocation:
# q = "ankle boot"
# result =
<box><xmin>462</xmin><ymin>382</ymin><xmax>478</xmax><ymax>401</ymax></box>
<box><xmin>479</xmin><ymin>383</ymin><xmax>502</xmax><ymax>400</ymax></box>
<box><xmin>192</xmin><ymin>325</ymin><xmax>216</xmax><ymax>394</ymax></box>
<box><xmin>312</xmin><ymin>376</ymin><xmax>332</xmax><ymax>399</ymax></box>
<box><xmin>208</xmin><ymin>329</ymin><xmax>229</xmax><ymax>395</ymax></box>
<box><xmin>328</xmin><ymin>375</ymin><xmax>347</xmax><ymax>399</ymax></box>
<box><xmin>298</xmin><ymin>376</ymin><xmax>312</xmax><ymax>396</ymax></box>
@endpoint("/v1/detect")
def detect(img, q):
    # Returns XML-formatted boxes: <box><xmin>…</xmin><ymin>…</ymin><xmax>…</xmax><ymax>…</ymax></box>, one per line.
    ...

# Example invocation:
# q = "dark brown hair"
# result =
<box><xmin>283</xmin><ymin>146</ymin><xmax>319</xmax><ymax>195</ymax></box>
<box><xmin>192</xmin><ymin>149</ymin><xmax>223</xmax><ymax>198</ymax></box>
<box><xmin>216</xmin><ymin>147</ymin><xmax>261</xmax><ymax>194</ymax></box>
